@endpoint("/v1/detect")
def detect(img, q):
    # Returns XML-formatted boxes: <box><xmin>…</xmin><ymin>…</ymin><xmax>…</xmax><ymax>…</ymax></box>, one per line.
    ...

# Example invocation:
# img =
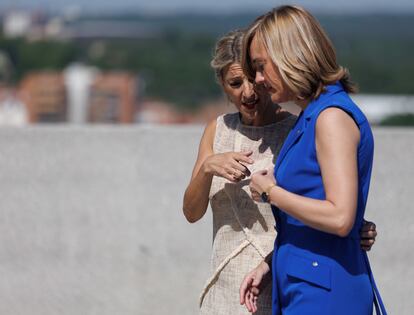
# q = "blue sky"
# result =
<box><xmin>2</xmin><ymin>0</ymin><xmax>414</xmax><ymax>14</ymax></box>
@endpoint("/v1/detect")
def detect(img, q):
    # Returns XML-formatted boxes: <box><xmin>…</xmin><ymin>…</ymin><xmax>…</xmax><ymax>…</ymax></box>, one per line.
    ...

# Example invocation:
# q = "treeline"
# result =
<box><xmin>0</xmin><ymin>13</ymin><xmax>413</xmax><ymax>109</ymax></box>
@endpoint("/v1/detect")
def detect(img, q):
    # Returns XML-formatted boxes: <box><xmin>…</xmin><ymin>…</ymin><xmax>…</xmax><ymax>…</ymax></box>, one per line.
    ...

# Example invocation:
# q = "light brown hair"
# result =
<box><xmin>211</xmin><ymin>29</ymin><xmax>245</xmax><ymax>82</ymax></box>
<box><xmin>243</xmin><ymin>5</ymin><xmax>357</xmax><ymax>100</ymax></box>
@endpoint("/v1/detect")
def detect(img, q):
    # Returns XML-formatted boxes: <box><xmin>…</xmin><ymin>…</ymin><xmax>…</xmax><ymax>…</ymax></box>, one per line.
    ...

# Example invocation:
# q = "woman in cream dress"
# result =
<box><xmin>182</xmin><ymin>29</ymin><xmax>377</xmax><ymax>315</ymax></box>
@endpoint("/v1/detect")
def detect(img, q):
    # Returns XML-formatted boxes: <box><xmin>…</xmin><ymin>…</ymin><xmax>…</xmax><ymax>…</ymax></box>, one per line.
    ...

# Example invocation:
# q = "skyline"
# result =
<box><xmin>2</xmin><ymin>0</ymin><xmax>414</xmax><ymax>14</ymax></box>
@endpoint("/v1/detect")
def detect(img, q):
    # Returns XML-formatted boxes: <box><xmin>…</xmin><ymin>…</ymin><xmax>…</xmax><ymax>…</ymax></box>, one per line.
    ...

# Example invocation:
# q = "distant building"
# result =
<box><xmin>2</xmin><ymin>10</ymin><xmax>65</xmax><ymax>40</ymax></box>
<box><xmin>44</xmin><ymin>17</ymin><xmax>65</xmax><ymax>39</ymax></box>
<box><xmin>3</xmin><ymin>11</ymin><xmax>32</xmax><ymax>38</ymax></box>
<box><xmin>19</xmin><ymin>68</ymin><xmax>140</xmax><ymax>124</ymax></box>
<box><xmin>89</xmin><ymin>73</ymin><xmax>138</xmax><ymax>123</ymax></box>
<box><xmin>20</xmin><ymin>72</ymin><xmax>67</xmax><ymax>123</ymax></box>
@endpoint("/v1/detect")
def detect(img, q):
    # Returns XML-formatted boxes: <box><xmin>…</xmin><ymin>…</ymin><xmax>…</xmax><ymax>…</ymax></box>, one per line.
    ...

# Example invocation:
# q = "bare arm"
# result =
<box><xmin>250</xmin><ymin>108</ymin><xmax>360</xmax><ymax>237</ymax></box>
<box><xmin>183</xmin><ymin>119</ymin><xmax>254</xmax><ymax>223</ymax></box>
<box><xmin>182</xmin><ymin>120</ymin><xmax>216</xmax><ymax>223</ymax></box>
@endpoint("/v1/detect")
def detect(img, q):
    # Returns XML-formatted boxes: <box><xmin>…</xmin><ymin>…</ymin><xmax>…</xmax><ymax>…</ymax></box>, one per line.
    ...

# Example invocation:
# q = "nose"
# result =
<box><xmin>242</xmin><ymin>81</ymin><xmax>256</xmax><ymax>102</ymax></box>
<box><xmin>255</xmin><ymin>71</ymin><xmax>265</xmax><ymax>85</ymax></box>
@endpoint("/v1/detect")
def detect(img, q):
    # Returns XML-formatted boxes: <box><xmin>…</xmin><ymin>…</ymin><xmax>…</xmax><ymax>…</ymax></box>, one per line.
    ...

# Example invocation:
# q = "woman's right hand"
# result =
<box><xmin>203</xmin><ymin>150</ymin><xmax>254</xmax><ymax>182</ymax></box>
<box><xmin>239</xmin><ymin>260</ymin><xmax>271</xmax><ymax>313</ymax></box>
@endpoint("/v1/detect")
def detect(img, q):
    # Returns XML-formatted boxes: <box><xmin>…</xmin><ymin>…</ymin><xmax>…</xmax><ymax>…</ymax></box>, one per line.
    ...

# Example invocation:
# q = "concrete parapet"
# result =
<box><xmin>0</xmin><ymin>126</ymin><xmax>412</xmax><ymax>314</ymax></box>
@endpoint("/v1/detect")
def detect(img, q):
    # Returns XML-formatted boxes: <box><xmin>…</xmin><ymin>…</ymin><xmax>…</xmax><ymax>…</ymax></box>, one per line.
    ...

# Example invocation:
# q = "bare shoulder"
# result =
<box><xmin>316</xmin><ymin>107</ymin><xmax>360</xmax><ymax>142</ymax></box>
<box><xmin>204</xmin><ymin>118</ymin><xmax>217</xmax><ymax>136</ymax></box>
<box><xmin>196</xmin><ymin>118</ymin><xmax>218</xmax><ymax>157</ymax></box>
<box><xmin>201</xmin><ymin>118</ymin><xmax>217</xmax><ymax>146</ymax></box>
<box><xmin>318</xmin><ymin>107</ymin><xmax>353</xmax><ymax>124</ymax></box>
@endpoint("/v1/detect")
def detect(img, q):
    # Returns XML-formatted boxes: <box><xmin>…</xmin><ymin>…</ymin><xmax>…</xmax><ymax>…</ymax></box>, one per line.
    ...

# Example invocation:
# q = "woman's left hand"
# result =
<box><xmin>249</xmin><ymin>169</ymin><xmax>277</xmax><ymax>202</ymax></box>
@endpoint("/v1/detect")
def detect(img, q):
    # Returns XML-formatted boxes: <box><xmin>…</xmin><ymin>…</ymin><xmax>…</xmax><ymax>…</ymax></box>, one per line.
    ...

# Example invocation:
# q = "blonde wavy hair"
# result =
<box><xmin>242</xmin><ymin>5</ymin><xmax>357</xmax><ymax>100</ymax></box>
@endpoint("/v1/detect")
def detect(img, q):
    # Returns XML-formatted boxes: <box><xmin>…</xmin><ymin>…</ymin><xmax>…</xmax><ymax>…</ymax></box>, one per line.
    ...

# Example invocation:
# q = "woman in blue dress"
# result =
<box><xmin>239</xmin><ymin>5</ymin><xmax>386</xmax><ymax>315</ymax></box>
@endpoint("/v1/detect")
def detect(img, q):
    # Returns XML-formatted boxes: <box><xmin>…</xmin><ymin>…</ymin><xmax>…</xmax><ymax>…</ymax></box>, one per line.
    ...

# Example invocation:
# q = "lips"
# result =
<box><xmin>242</xmin><ymin>99</ymin><xmax>258</xmax><ymax>110</ymax></box>
<box><xmin>242</xmin><ymin>97</ymin><xmax>259</xmax><ymax>110</ymax></box>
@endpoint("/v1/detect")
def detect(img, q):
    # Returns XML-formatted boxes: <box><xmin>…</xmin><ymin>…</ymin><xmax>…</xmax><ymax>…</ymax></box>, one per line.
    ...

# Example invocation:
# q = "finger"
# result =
<box><xmin>362</xmin><ymin>245</ymin><xmax>371</xmax><ymax>251</ymax></box>
<box><xmin>224</xmin><ymin>174</ymin><xmax>238</xmax><ymax>182</ymax></box>
<box><xmin>238</xmin><ymin>150</ymin><xmax>253</xmax><ymax>157</ymax></box>
<box><xmin>249</xmin><ymin>292</ymin><xmax>256</xmax><ymax>313</ymax></box>
<box><xmin>230</xmin><ymin>160</ymin><xmax>248</xmax><ymax>172</ymax></box>
<box><xmin>252</xmin><ymin>272</ymin><xmax>263</xmax><ymax>287</ymax></box>
<box><xmin>223</xmin><ymin>167</ymin><xmax>240</xmax><ymax>182</ymax></box>
<box><xmin>252</xmin><ymin>273</ymin><xmax>262</xmax><ymax>287</ymax></box>
<box><xmin>234</xmin><ymin>152</ymin><xmax>254</xmax><ymax>164</ymax></box>
<box><xmin>243</xmin><ymin>165</ymin><xmax>251</xmax><ymax>176</ymax></box>
<box><xmin>240</xmin><ymin>286</ymin><xmax>245</xmax><ymax>305</ymax></box>
<box><xmin>222</xmin><ymin>172</ymin><xmax>238</xmax><ymax>182</ymax></box>
<box><xmin>249</xmin><ymin>291</ymin><xmax>256</xmax><ymax>313</ymax></box>
<box><xmin>225</xmin><ymin>166</ymin><xmax>244</xmax><ymax>180</ymax></box>
<box><xmin>251</xmin><ymin>287</ymin><xmax>260</xmax><ymax>295</ymax></box>
<box><xmin>361</xmin><ymin>230</ymin><xmax>377</xmax><ymax>239</ymax></box>
<box><xmin>242</xmin><ymin>150</ymin><xmax>253</xmax><ymax>157</ymax></box>
<box><xmin>231</xmin><ymin>161</ymin><xmax>251</xmax><ymax>177</ymax></box>
<box><xmin>231</xmin><ymin>169</ymin><xmax>243</xmax><ymax>179</ymax></box>
<box><xmin>230</xmin><ymin>167</ymin><xmax>248</xmax><ymax>181</ymax></box>
<box><xmin>361</xmin><ymin>222</ymin><xmax>376</xmax><ymax>232</ymax></box>
<box><xmin>251</xmin><ymin>171</ymin><xmax>268</xmax><ymax>185</ymax></box>
<box><xmin>360</xmin><ymin>239</ymin><xmax>375</xmax><ymax>246</ymax></box>
<box><xmin>249</xmin><ymin>291</ymin><xmax>254</xmax><ymax>312</ymax></box>
<box><xmin>240</xmin><ymin>276</ymin><xmax>254</xmax><ymax>304</ymax></box>
<box><xmin>253</xmin><ymin>295</ymin><xmax>258</xmax><ymax>313</ymax></box>
<box><xmin>244</xmin><ymin>292</ymin><xmax>250</xmax><ymax>311</ymax></box>
<box><xmin>245</xmin><ymin>291</ymin><xmax>253</xmax><ymax>312</ymax></box>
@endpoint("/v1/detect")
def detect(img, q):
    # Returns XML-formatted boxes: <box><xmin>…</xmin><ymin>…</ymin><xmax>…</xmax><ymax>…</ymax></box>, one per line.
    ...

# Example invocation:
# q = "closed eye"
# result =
<box><xmin>228</xmin><ymin>80</ymin><xmax>243</xmax><ymax>88</ymax></box>
<box><xmin>253</xmin><ymin>59</ymin><xmax>265</xmax><ymax>73</ymax></box>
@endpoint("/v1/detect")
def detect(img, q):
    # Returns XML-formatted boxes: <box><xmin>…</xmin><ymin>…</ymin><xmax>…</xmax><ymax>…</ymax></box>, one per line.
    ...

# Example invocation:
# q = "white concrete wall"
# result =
<box><xmin>0</xmin><ymin>126</ymin><xmax>412</xmax><ymax>315</ymax></box>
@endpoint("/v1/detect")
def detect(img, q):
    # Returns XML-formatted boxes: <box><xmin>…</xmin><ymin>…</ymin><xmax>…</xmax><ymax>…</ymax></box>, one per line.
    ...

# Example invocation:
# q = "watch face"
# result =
<box><xmin>261</xmin><ymin>192</ymin><xmax>268</xmax><ymax>203</ymax></box>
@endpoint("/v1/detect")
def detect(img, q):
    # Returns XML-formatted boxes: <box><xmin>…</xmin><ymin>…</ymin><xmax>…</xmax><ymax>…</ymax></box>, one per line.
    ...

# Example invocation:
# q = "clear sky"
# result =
<box><xmin>3</xmin><ymin>0</ymin><xmax>414</xmax><ymax>14</ymax></box>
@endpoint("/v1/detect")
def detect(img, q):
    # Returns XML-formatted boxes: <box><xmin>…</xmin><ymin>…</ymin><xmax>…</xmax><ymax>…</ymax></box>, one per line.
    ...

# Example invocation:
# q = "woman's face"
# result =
<box><xmin>221</xmin><ymin>62</ymin><xmax>271</xmax><ymax>125</ymax></box>
<box><xmin>249</xmin><ymin>35</ymin><xmax>293</xmax><ymax>104</ymax></box>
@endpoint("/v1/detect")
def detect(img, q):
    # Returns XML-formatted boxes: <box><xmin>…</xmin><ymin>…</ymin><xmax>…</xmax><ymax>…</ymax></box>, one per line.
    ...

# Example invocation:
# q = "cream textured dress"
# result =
<box><xmin>199</xmin><ymin>112</ymin><xmax>296</xmax><ymax>315</ymax></box>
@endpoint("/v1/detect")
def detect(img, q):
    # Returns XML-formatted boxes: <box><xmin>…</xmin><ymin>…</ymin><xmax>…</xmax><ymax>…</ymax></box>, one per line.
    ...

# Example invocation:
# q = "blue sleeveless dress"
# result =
<box><xmin>271</xmin><ymin>82</ymin><xmax>387</xmax><ymax>314</ymax></box>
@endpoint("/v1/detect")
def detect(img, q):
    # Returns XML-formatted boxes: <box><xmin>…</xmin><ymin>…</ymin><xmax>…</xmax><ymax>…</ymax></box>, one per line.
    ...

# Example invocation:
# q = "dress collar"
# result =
<box><xmin>303</xmin><ymin>82</ymin><xmax>344</xmax><ymax>120</ymax></box>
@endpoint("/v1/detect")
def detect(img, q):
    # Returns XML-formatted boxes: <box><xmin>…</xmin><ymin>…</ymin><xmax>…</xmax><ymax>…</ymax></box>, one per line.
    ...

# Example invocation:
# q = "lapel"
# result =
<box><xmin>275</xmin><ymin>82</ymin><xmax>345</xmax><ymax>173</ymax></box>
<box><xmin>275</xmin><ymin>113</ymin><xmax>305</xmax><ymax>173</ymax></box>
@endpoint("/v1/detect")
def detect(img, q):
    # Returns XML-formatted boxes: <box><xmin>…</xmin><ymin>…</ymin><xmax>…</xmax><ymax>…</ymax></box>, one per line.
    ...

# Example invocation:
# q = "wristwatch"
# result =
<box><xmin>261</xmin><ymin>183</ymin><xmax>276</xmax><ymax>203</ymax></box>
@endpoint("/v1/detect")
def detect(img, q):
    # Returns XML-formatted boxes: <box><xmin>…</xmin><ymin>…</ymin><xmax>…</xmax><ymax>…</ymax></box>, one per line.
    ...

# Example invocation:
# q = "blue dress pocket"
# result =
<box><xmin>286</xmin><ymin>251</ymin><xmax>332</xmax><ymax>291</ymax></box>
